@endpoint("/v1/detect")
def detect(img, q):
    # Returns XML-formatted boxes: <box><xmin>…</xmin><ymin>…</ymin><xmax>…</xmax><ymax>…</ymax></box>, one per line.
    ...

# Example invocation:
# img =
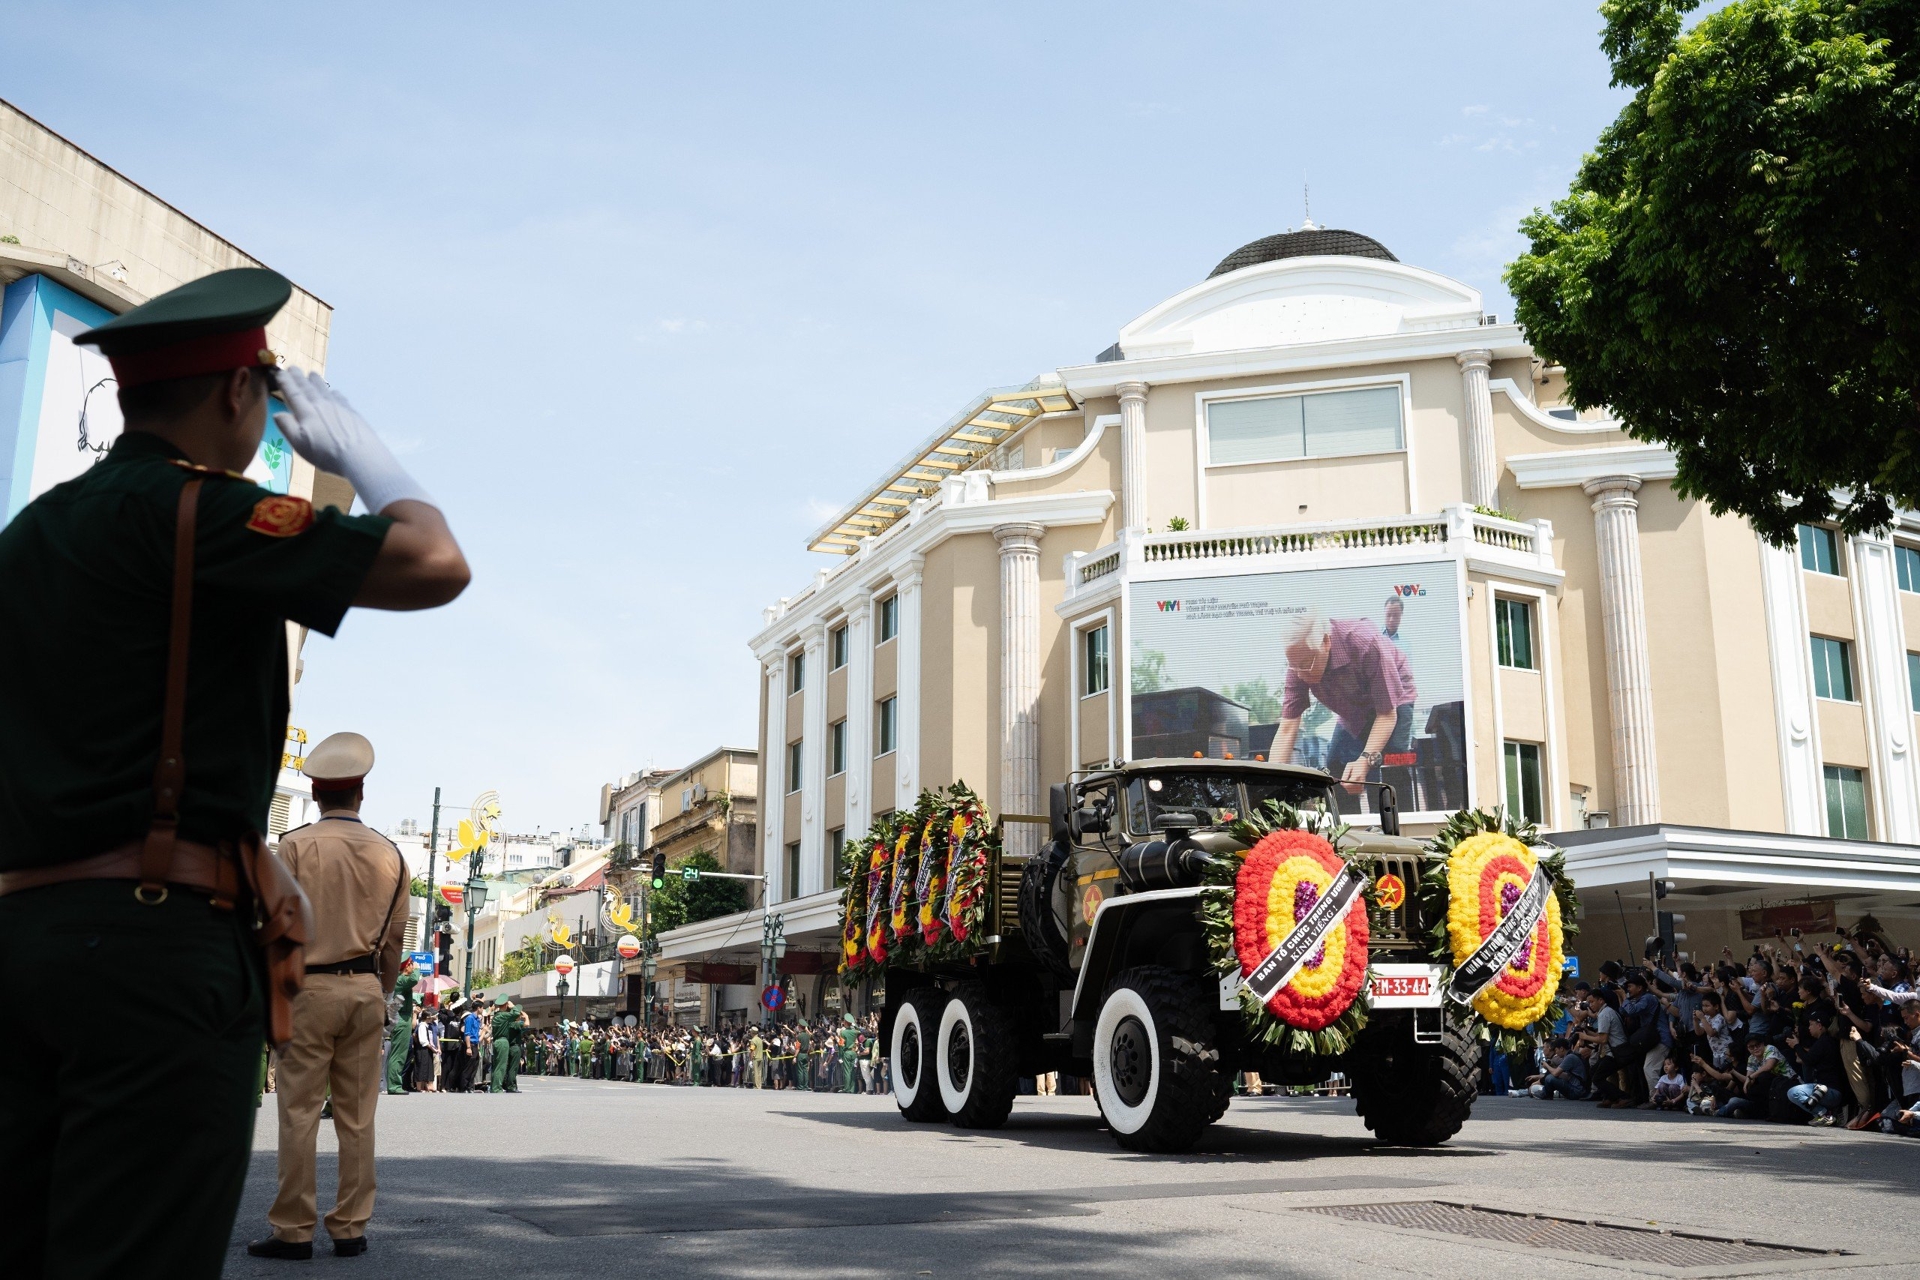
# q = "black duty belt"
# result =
<box><xmin>306</xmin><ymin>953</ymin><xmax>379</xmax><ymax>975</ymax></box>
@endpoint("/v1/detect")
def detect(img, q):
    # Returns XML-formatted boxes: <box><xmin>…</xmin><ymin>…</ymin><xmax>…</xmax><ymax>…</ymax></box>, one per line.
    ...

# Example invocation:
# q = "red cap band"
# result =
<box><xmin>107</xmin><ymin>327</ymin><xmax>275</xmax><ymax>389</ymax></box>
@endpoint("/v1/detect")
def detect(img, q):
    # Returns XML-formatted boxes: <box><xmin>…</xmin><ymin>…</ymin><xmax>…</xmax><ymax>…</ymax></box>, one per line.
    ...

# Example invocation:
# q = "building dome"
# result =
<box><xmin>1206</xmin><ymin>227</ymin><xmax>1397</xmax><ymax>279</ymax></box>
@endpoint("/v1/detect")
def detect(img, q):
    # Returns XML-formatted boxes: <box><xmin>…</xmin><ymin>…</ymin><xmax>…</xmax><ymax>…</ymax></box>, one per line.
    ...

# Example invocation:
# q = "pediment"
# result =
<box><xmin>1117</xmin><ymin>257</ymin><xmax>1485</xmax><ymax>359</ymax></box>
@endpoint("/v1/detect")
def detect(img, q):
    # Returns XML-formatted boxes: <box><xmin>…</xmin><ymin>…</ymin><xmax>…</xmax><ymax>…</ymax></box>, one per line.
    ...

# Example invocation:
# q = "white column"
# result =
<box><xmin>1848</xmin><ymin>533</ymin><xmax>1920</xmax><ymax>842</ymax></box>
<box><xmin>761</xmin><ymin>656</ymin><xmax>786</xmax><ymax>903</ymax></box>
<box><xmin>843</xmin><ymin>597</ymin><xmax>874</xmax><ymax>840</ymax></box>
<box><xmin>800</xmin><ymin>622</ymin><xmax>829</xmax><ymax>895</ymax></box>
<box><xmin>1457</xmin><ymin>349</ymin><xmax>1498</xmax><ymax>510</ymax></box>
<box><xmin>1117</xmin><ymin>381</ymin><xmax>1148</xmax><ymax>532</ymax></box>
<box><xmin>1757</xmin><ymin>541</ymin><xmax>1826</xmax><ymax>835</ymax></box>
<box><xmin>996</xmin><ymin>522</ymin><xmax>1045</xmax><ymax>857</ymax></box>
<box><xmin>1583</xmin><ymin>475</ymin><xmax>1661</xmax><ymax>825</ymax></box>
<box><xmin>894</xmin><ymin>555</ymin><xmax>925</xmax><ymax>809</ymax></box>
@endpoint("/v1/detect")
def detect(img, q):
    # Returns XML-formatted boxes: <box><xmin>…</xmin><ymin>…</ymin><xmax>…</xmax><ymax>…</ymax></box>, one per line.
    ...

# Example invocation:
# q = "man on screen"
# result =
<box><xmin>1268</xmin><ymin>609</ymin><xmax>1415</xmax><ymax>792</ymax></box>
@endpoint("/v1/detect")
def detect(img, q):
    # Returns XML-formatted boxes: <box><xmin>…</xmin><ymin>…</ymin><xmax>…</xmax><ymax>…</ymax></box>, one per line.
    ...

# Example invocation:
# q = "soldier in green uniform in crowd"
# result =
<box><xmin>384</xmin><ymin>958</ymin><xmax>419</xmax><ymax>1095</ymax></box>
<box><xmin>840</xmin><ymin>1019</ymin><xmax>860</xmax><ymax>1093</ymax></box>
<box><xmin>796</xmin><ymin>1023</ymin><xmax>814</xmax><ymax>1090</ymax></box>
<box><xmin>488</xmin><ymin>1000</ymin><xmax>523</xmax><ymax>1093</ymax></box>
<box><xmin>0</xmin><ymin>268</ymin><xmax>470</xmax><ymax>1278</ymax></box>
<box><xmin>504</xmin><ymin>1008</ymin><xmax>524</xmax><ymax>1092</ymax></box>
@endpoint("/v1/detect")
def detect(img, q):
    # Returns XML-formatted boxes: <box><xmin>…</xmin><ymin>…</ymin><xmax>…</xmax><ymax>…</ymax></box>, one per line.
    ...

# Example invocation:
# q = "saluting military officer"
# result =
<box><xmin>247</xmin><ymin>733</ymin><xmax>410</xmax><ymax>1261</ymax></box>
<box><xmin>489</xmin><ymin>999</ymin><xmax>524</xmax><ymax>1092</ymax></box>
<box><xmin>386</xmin><ymin>957</ymin><xmax>420</xmax><ymax>1094</ymax></box>
<box><xmin>0</xmin><ymin>268</ymin><xmax>469</xmax><ymax>1280</ymax></box>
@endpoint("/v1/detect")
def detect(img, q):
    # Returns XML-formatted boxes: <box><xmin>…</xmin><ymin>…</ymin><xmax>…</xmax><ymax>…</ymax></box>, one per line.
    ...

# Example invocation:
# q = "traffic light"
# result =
<box><xmin>1659</xmin><ymin>911</ymin><xmax>1687</xmax><ymax>953</ymax></box>
<box><xmin>434</xmin><ymin>903</ymin><xmax>453</xmax><ymax>925</ymax></box>
<box><xmin>649</xmin><ymin>851</ymin><xmax>665</xmax><ymax>890</ymax></box>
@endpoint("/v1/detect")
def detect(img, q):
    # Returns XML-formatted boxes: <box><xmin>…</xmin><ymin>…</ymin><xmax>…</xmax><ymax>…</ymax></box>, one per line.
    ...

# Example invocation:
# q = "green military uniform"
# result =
<box><xmin>840</xmin><ymin>1025</ymin><xmax>860</xmax><ymax>1093</ymax></box>
<box><xmin>0</xmin><ymin>269</ymin><xmax>393</xmax><ymax>1278</ymax></box>
<box><xmin>385</xmin><ymin>968</ymin><xmax>419</xmax><ymax>1094</ymax></box>
<box><xmin>796</xmin><ymin>1026</ymin><xmax>813</xmax><ymax>1090</ymax></box>
<box><xmin>504</xmin><ymin>1013</ymin><xmax>524</xmax><ymax>1091</ymax></box>
<box><xmin>489</xmin><ymin>1004</ymin><xmax>523</xmax><ymax>1093</ymax></box>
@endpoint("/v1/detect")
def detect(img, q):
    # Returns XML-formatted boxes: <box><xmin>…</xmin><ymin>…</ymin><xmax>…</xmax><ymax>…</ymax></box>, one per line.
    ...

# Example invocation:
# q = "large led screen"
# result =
<box><xmin>1129</xmin><ymin>560</ymin><xmax>1467</xmax><ymax>815</ymax></box>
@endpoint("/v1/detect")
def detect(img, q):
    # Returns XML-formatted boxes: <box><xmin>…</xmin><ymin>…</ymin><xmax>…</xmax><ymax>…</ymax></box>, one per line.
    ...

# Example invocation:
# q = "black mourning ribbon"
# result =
<box><xmin>1241</xmin><ymin>866</ymin><xmax>1367</xmax><ymax>1006</ymax></box>
<box><xmin>1447</xmin><ymin>865</ymin><xmax>1553</xmax><ymax>1005</ymax></box>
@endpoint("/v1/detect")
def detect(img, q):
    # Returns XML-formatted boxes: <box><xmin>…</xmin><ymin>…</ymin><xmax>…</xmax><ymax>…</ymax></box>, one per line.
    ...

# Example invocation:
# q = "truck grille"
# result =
<box><xmin>1370</xmin><ymin>854</ymin><xmax>1422</xmax><ymax>947</ymax></box>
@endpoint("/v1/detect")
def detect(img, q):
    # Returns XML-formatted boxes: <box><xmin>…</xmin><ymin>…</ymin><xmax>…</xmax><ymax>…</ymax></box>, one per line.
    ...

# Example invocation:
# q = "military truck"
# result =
<box><xmin>880</xmin><ymin>758</ymin><xmax>1478</xmax><ymax>1152</ymax></box>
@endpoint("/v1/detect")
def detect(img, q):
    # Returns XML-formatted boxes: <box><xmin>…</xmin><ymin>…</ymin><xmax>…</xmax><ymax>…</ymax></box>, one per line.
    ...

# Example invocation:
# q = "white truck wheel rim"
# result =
<box><xmin>936</xmin><ymin>996</ymin><xmax>976</xmax><ymax>1112</ymax></box>
<box><xmin>892</xmin><ymin>1003</ymin><xmax>926</xmax><ymax>1107</ymax></box>
<box><xmin>1093</xmin><ymin>986</ymin><xmax>1159</xmax><ymax>1135</ymax></box>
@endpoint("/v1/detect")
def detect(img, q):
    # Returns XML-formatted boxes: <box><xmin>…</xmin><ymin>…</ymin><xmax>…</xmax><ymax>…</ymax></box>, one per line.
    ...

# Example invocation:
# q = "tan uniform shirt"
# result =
<box><xmin>278</xmin><ymin>812</ymin><xmax>411</xmax><ymax>992</ymax></box>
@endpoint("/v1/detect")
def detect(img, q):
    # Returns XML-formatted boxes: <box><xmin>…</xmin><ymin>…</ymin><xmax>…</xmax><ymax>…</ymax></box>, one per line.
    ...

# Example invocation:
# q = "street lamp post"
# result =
<box><xmin>759</xmin><ymin>912</ymin><xmax>787</xmax><ymax>1028</ymax></box>
<box><xmin>461</xmin><ymin>867</ymin><xmax>491</xmax><ymax>997</ymax></box>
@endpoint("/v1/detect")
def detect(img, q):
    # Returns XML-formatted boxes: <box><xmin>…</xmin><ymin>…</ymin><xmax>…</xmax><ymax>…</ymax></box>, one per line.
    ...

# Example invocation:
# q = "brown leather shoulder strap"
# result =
<box><xmin>138</xmin><ymin>477</ymin><xmax>202</xmax><ymax>900</ymax></box>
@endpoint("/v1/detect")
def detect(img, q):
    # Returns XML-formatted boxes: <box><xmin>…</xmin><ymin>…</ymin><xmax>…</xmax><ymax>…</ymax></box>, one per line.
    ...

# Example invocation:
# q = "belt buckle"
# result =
<box><xmin>134</xmin><ymin>883</ymin><xmax>170</xmax><ymax>906</ymax></box>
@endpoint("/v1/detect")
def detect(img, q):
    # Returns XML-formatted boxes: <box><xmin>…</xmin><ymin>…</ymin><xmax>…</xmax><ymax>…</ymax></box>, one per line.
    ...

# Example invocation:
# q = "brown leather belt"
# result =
<box><xmin>0</xmin><ymin>838</ymin><xmax>243</xmax><ymax>907</ymax></box>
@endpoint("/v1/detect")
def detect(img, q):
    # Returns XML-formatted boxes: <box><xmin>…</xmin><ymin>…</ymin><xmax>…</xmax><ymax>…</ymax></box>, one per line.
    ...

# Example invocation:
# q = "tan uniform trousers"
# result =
<box><xmin>268</xmin><ymin>973</ymin><xmax>386</xmax><ymax>1243</ymax></box>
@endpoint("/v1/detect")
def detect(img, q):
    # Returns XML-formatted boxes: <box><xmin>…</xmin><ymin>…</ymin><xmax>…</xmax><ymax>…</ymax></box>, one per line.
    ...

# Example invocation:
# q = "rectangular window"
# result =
<box><xmin>786</xmin><ymin>740</ymin><xmax>802</xmax><ymax>792</ymax></box>
<box><xmin>829</xmin><ymin>827</ymin><xmax>847</xmax><ymax>886</ymax></box>
<box><xmin>1206</xmin><ymin>385</ymin><xmax>1402</xmax><ymax>467</ymax></box>
<box><xmin>829</xmin><ymin>719</ymin><xmax>847</xmax><ymax>775</ymax></box>
<box><xmin>784</xmin><ymin>842</ymin><xmax>802</xmax><ymax>899</ymax></box>
<box><xmin>1503</xmin><ymin>741</ymin><xmax>1544</xmax><ymax>824</ymax></box>
<box><xmin>1909</xmin><ymin>652</ymin><xmax>1920</xmax><ymax>714</ymax></box>
<box><xmin>788</xmin><ymin>651</ymin><xmax>805</xmax><ymax>692</ymax></box>
<box><xmin>1496</xmin><ymin>598</ymin><xmax>1535</xmax><ymax>670</ymax></box>
<box><xmin>1823</xmin><ymin>765</ymin><xmax>1869</xmax><ymax>840</ymax></box>
<box><xmin>830</xmin><ymin>624</ymin><xmax>849</xmax><ymax>669</ymax></box>
<box><xmin>1810</xmin><ymin>635</ymin><xmax>1856</xmax><ymax>702</ymax></box>
<box><xmin>1899</xmin><ymin>544</ymin><xmax>1920</xmax><ymax>594</ymax></box>
<box><xmin>1083</xmin><ymin>624</ymin><xmax>1110</xmax><ymax>696</ymax></box>
<box><xmin>877</xmin><ymin>595</ymin><xmax>899</xmax><ymax>643</ymax></box>
<box><xmin>876</xmin><ymin>696</ymin><xmax>897</xmax><ymax>756</ymax></box>
<box><xmin>1797</xmin><ymin>523</ymin><xmax>1840</xmax><ymax>575</ymax></box>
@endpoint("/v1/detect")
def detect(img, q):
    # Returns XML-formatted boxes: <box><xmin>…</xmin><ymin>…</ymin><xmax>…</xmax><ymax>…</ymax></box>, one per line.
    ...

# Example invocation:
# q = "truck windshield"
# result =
<box><xmin>1125</xmin><ymin>771</ymin><xmax>1334</xmax><ymax>833</ymax></box>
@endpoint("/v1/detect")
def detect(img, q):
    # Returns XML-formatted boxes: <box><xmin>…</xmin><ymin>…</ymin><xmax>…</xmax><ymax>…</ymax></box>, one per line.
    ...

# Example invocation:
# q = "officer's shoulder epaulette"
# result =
<box><xmin>279</xmin><ymin>822</ymin><xmax>316</xmax><ymax>840</ymax></box>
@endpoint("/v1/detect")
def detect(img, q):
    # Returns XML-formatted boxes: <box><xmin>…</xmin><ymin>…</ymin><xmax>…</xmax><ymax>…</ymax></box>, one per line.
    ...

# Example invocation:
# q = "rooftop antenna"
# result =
<box><xmin>1301</xmin><ymin>180</ymin><xmax>1316</xmax><ymax>231</ymax></box>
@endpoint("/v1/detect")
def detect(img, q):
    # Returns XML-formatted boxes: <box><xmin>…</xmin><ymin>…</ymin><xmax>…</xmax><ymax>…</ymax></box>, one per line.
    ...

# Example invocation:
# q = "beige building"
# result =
<box><xmin>732</xmin><ymin>225</ymin><xmax>1920</xmax><ymax>976</ymax></box>
<box><xmin>2</xmin><ymin>97</ymin><xmax>345</xmax><ymax>844</ymax></box>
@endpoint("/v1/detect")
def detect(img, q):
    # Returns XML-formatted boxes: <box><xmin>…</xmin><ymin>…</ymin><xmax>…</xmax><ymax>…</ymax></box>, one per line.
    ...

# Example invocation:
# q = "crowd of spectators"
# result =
<box><xmin>518</xmin><ymin>1016</ymin><xmax>893</xmax><ymax>1092</ymax></box>
<box><xmin>1503</xmin><ymin>924</ymin><xmax>1919</xmax><ymax>1137</ymax></box>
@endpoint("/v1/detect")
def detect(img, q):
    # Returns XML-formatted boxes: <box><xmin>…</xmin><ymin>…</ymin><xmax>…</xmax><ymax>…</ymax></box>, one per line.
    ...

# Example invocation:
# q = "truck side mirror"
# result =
<box><xmin>1048</xmin><ymin>783</ymin><xmax>1071</xmax><ymax>842</ymax></box>
<box><xmin>1071</xmin><ymin>807</ymin><xmax>1110</xmax><ymax>838</ymax></box>
<box><xmin>1377</xmin><ymin>783</ymin><xmax>1400</xmax><ymax>836</ymax></box>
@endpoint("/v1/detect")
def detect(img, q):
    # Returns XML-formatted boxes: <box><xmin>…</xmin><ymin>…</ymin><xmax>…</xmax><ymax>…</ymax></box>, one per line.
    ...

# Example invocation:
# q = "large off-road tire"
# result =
<box><xmin>935</xmin><ymin>983</ymin><xmax>1019</xmax><ymax>1128</ymax></box>
<box><xmin>891</xmin><ymin>987</ymin><xmax>950</xmax><ymax>1123</ymax></box>
<box><xmin>1347</xmin><ymin>1016</ymin><xmax>1479</xmax><ymax>1146</ymax></box>
<box><xmin>1018</xmin><ymin>840</ymin><xmax>1075</xmax><ymax>978</ymax></box>
<box><xmin>1092</xmin><ymin>966</ymin><xmax>1224</xmax><ymax>1153</ymax></box>
<box><xmin>1201</xmin><ymin>1075</ymin><xmax>1233</xmax><ymax>1126</ymax></box>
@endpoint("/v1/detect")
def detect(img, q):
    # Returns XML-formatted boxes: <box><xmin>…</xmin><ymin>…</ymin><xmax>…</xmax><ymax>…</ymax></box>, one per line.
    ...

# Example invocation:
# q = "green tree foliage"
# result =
<box><xmin>1224</xmin><ymin>678</ymin><xmax>1283</xmax><ymax>724</ymax></box>
<box><xmin>648</xmin><ymin>848</ymin><xmax>748</xmax><ymax>933</ymax></box>
<box><xmin>1132</xmin><ymin>649</ymin><xmax>1166</xmax><ymax>694</ymax></box>
<box><xmin>1506</xmin><ymin>0</ymin><xmax>1918</xmax><ymax>543</ymax></box>
<box><xmin>499</xmin><ymin>936</ymin><xmax>543</xmax><ymax>984</ymax></box>
<box><xmin>409</xmin><ymin>875</ymin><xmax>431</xmax><ymax>899</ymax></box>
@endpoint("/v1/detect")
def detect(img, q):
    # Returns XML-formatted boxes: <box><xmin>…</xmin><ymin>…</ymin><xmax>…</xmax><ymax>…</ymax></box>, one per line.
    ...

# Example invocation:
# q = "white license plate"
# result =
<box><xmin>1369</xmin><ymin>964</ymin><xmax>1443</xmax><ymax>1008</ymax></box>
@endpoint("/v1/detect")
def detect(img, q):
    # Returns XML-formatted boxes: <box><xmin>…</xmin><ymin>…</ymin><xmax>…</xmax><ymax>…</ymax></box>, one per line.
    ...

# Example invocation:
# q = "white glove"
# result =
<box><xmin>272</xmin><ymin>367</ymin><xmax>434</xmax><ymax>514</ymax></box>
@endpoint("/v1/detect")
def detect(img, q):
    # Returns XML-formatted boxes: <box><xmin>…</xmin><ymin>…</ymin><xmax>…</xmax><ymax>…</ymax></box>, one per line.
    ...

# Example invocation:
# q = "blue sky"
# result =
<box><xmin>5</xmin><ymin>2</ymin><xmax>1628</xmax><ymax>835</ymax></box>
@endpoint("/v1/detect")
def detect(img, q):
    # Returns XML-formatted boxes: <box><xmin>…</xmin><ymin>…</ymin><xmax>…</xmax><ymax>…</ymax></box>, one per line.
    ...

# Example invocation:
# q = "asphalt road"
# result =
<box><xmin>225</xmin><ymin>1079</ymin><xmax>1920</xmax><ymax>1279</ymax></box>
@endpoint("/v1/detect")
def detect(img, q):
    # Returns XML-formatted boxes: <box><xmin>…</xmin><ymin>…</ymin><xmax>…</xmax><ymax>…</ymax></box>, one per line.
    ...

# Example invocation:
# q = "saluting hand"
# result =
<box><xmin>273</xmin><ymin>367</ymin><xmax>433</xmax><ymax>515</ymax></box>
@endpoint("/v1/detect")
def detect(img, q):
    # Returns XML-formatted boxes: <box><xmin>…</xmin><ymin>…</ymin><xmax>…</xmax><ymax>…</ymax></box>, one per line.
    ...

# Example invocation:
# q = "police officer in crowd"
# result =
<box><xmin>0</xmin><ymin>268</ymin><xmax>469</xmax><ymax>1279</ymax></box>
<box><xmin>249</xmin><ymin>733</ymin><xmax>410</xmax><ymax>1260</ymax></box>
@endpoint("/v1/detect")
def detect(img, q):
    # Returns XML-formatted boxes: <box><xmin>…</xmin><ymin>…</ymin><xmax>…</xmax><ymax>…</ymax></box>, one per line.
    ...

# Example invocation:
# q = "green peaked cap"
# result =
<box><xmin>76</xmin><ymin>266</ymin><xmax>292</xmax><ymax>355</ymax></box>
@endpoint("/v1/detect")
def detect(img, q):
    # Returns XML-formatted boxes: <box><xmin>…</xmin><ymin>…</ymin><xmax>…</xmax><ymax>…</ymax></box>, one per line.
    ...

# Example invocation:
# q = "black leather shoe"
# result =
<box><xmin>246</xmin><ymin>1236</ymin><xmax>313</xmax><ymax>1260</ymax></box>
<box><xmin>332</xmin><ymin>1236</ymin><xmax>368</xmax><ymax>1257</ymax></box>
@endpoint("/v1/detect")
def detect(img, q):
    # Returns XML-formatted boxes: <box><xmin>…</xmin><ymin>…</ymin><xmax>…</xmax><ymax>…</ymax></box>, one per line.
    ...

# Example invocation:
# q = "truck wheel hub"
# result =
<box><xmin>901</xmin><ymin>1024</ymin><xmax>921</xmax><ymax>1088</ymax></box>
<box><xmin>1110</xmin><ymin>1015</ymin><xmax>1151</xmax><ymax>1106</ymax></box>
<box><xmin>947</xmin><ymin>1019</ymin><xmax>972</xmax><ymax>1091</ymax></box>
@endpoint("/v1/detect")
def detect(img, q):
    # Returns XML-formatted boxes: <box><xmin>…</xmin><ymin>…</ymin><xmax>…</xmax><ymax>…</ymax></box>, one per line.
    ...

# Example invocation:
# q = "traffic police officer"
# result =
<box><xmin>248</xmin><ymin>732</ymin><xmax>410</xmax><ymax>1260</ymax></box>
<box><xmin>0</xmin><ymin>268</ymin><xmax>469</xmax><ymax>1279</ymax></box>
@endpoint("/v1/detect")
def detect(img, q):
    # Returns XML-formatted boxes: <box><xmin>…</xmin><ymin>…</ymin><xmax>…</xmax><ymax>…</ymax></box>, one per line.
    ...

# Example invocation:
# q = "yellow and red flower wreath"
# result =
<box><xmin>1443</xmin><ymin>831</ymin><xmax>1564</xmax><ymax>1030</ymax></box>
<box><xmin>1231</xmin><ymin>829</ymin><xmax>1369</xmax><ymax>1032</ymax></box>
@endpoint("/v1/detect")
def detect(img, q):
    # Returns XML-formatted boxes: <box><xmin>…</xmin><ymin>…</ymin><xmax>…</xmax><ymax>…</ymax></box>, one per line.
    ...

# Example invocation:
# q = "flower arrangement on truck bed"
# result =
<box><xmin>840</xmin><ymin>783</ymin><xmax>997</xmax><ymax>979</ymax></box>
